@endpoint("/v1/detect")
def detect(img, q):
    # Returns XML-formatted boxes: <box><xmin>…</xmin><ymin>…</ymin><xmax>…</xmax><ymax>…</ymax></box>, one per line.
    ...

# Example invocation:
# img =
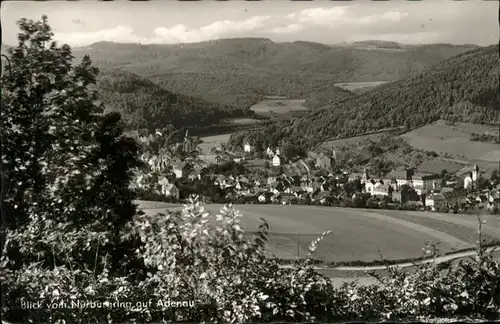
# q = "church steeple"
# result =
<box><xmin>362</xmin><ymin>168</ymin><xmax>369</xmax><ymax>181</ymax></box>
<box><xmin>183</xmin><ymin>128</ymin><xmax>191</xmax><ymax>153</ymax></box>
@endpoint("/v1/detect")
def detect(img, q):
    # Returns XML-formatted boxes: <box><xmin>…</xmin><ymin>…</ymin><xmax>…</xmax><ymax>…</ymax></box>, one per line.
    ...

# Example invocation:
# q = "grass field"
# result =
<box><xmin>223</xmin><ymin>118</ymin><xmax>263</xmax><ymax>125</ymax></box>
<box><xmin>198</xmin><ymin>133</ymin><xmax>232</xmax><ymax>154</ymax></box>
<box><xmin>249</xmin><ymin>99</ymin><xmax>308</xmax><ymax>116</ymax></box>
<box><xmin>334</xmin><ymin>81</ymin><xmax>390</xmax><ymax>94</ymax></box>
<box><xmin>401</xmin><ymin>122</ymin><xmax>499</xmax><ymax>162</ymax></box>
<box><xmin>137</xmin><ymin>202</ymin><xmax>500</xmax><ymax>263</ymax></box>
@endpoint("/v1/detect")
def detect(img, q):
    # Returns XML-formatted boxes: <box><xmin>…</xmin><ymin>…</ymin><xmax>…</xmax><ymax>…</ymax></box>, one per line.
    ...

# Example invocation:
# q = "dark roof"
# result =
<box><xmin>384</xmin><ymin>169</ymin><xmax>408</xmax><ymax>180</ymax></box>
<box><xmin>173</xmin><ymin>161</ymin><xmax>190</xmax><ymax>169</ymax></box>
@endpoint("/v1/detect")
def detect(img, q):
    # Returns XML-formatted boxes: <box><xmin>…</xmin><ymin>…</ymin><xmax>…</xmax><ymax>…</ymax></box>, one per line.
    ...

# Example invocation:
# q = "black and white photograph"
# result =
<box><xmin>1</xmin><ymin>0</ymin><xmax>500</xmax><ymax>323</ymax></box>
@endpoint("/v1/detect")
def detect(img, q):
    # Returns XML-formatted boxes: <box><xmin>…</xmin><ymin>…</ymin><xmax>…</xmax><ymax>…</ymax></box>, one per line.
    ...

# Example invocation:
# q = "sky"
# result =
<box><xmin>2</xmin><ymin>1</ymin><xmax>498</xmax><ymax>47</ymax></box>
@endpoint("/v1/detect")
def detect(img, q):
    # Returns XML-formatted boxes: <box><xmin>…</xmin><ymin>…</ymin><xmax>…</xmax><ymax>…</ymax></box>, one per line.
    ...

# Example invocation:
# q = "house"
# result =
<box><xmin>267</xmin><ymin>176</ymin><xmax>277</xmax><ymax>185</ymax></box>
<box><xmin>440</xmin><ymin>187</ymin><xmax>454</xmax><ymax>194</ymax></box>
<box><xmin>412</xmin><ymin>172</ymin><xmax>442</xmax><ymax>194</ymax></box>
<box><xmin>314</xmin><ymin>191</ymin><xmax>331</xmax><ymax>205</ymax></box>
<box><xmin>349</xmin><ymin>168</ymin><xmax>371</xmax><ymax>184</ymax></box>
<box><xmin>161</xmin><ymin>183</ymin><xmax>179</xmax><ymax>199</ymax></box>
<box><xmin>239</xmin><ymin>176</ymin><xmax>250</xmax><ymax>184</ymax></box>
<box><xmin>233</xmin><ymin>156</ymin><xmax>244</xmax><ymax>163</ymax></box>
<box><xmin>172</xmin><ymin>161</ymin><xmax>191</xmax><ymax>178</ymax></box>
<box><xmin>372</xmin><ymin>182</ymin><xmax>391</xmax><ymax>197</ymax></box>
<box><xmin>272</xmin><ymin>155</ymin><xmax>282</xmax><ymax>167</ymax></box>
<box><xmin>266</xmin><ymin>147</ymin><xmax>275</xmax><ymax>158</ymax></box>
<box><xmin>348</xmin><ymin>172</ymin><xmax>364</xmax><ymax>183</ymax></box>
<box><xmin>476</xmin><ymin>194</ymin><xmax>488</xmax><ymax>204</ymax></box>
<box><xmin>392</xmin><ymin>185</ymin><xmax>420</xmax><ymax>204</ymax></box>
<box><xmin>425</xmin><ymin>193</ymin><xmax>446</xmax><ymax>211</ymax></box>
<box><xmin>385</xmin><ymin>168</ymin><xmax>414</xmax><ymax>188</ymax></box>
<box><xmin>315</xmin><ymin>154</ymin><xmax>332</xmax><ymax>169</ymax></box>
<box><xmin>488</xmin><ymin>190</ymin><xmax>500</xmax><ymax>203</ymax></box>
<box><xmin>385</xmin><ymin>167</ymin><xmax>441</xmax><ymax>195</ymax></box>
<box><xmin>258</xmin><ymin>193</ymin><xmax>267</xmax><ymax>203</ymax></box>
<box><xmin>243</xmin><ymin>142</ymin><xmax>252</xmax><ymax>153</ymax></box>
<box><xmin>464</xmin><ymin>173</ymin><xmax>474</xmax><ymax>189</ymax></box>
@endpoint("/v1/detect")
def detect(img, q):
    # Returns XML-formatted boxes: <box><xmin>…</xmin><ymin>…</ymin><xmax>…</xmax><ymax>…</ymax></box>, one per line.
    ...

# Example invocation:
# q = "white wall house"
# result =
<box><xmin>243</xmin><ymin>143</ymin><xmax>252</xmax><ymax>153</ymax></box>
<box><xmin>272</xmin><ymin>155</ymin><xmax>281</xmax><ymax>167</ymax></box>
<box><xmin>373</xmin><ymin>183</ymin><xmax>390</xmax><ymax>196</ymax></box>
<box><xmin>266</xmin><ymin>147</ymin><xmax>274</xmax><ymax>158</ymax></box>
<box><xmin>464</xmin><ymin>173</ymin><xmax>473</xmax><ymax>189</ymax></box>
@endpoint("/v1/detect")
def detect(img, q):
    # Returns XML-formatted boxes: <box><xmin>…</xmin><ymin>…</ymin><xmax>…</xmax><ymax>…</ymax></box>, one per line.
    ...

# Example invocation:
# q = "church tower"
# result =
<box><xmin>472</xmin><ymin>164</ymin><xmax>480</xmax><ymax>182</ymax></box>
<box><xmin>183</xmin><ymin>129</ymin><xmax>191</xmax><ymax>153</ymax></box>
<box><xmin>362</xmin><ymin>168</ymin><xmax>370</xmax><ymax>182</ymax></box>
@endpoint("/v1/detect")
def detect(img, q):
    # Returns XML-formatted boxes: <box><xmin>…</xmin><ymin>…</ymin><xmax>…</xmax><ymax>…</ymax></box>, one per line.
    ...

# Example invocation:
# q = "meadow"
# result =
<box><xmin>401</xmin><ymin>121</ymin><xmax>499</xmax><ymax>162</ymax></box>
<box><xmin>334</xmin><ymin>81</ymin><xmax>390</xmax><ymax>94</ymax></box>
<box><xmin>249</xmin><ymin>98</ymin><xmax>308</xmax><ymax>116</ymax></box>
<box><xmin>198</xmin><ymin>133</ymin><xmax>232</xmax><ymax>152</ymax></box>
<box><xmin>137</xmin><ymin>201</ymin><xmax>500</xmax><ymax>264</ymax></box>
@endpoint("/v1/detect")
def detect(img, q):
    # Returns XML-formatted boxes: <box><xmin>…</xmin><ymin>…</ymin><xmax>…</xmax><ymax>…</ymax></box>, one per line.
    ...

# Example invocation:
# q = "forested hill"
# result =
<box><xmin>97</xmin><ymin>70</ymin><xmax>252</xmax><ymax>131</ymax></box>
<box><xmin>71</xmin><ymin>40</ymin><xmax>477</xmax><ymax>109</ymax></box>
<box><xmin>151</xmin><ymin>72</ymin><xmax>356</xmax><ymax>110</ymax></box>
<box><xmin>230</xmin><ymin>45</ymin><xmax>500</xmax><ymax>150</ymax></box>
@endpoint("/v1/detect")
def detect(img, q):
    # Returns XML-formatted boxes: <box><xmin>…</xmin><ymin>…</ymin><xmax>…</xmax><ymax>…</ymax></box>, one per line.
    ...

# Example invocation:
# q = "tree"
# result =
<box><xmin>1</xmin><ymin>16</ymin><xmax>142</xmax><ymax>275</ymax></box>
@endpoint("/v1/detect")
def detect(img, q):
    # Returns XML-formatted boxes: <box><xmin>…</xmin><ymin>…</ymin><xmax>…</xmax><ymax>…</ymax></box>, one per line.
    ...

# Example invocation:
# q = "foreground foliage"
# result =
<box><xmin>3</xmin><ymin>199</ymin><xmax>500</xmax><ymax>323</ymax></box>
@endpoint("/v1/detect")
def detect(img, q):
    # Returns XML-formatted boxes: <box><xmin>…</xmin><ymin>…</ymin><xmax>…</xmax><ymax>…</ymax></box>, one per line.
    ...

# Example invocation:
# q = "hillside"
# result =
<box><xmin>151</xmin><ymin>72</ymin><xmax>356</xmax><ymax>110</ymax></box>
<box><xmin>96</xmin><ymin>70</ymin><xmax>252</xmax><ymax>131</ymax></box>
<box><xmin>230</xmin><ymin>45</ymin><xmax>499</xmax><ymax>150</ymax></box>
<box><xmin>73</xmin><ymin>40</ymin><xmax>477</xmax><ymax>80</ymax></box>
<box><xmin>71</xmin><ymin>40</ymin><xmax>477</xmax><ymax>109</ymax></box>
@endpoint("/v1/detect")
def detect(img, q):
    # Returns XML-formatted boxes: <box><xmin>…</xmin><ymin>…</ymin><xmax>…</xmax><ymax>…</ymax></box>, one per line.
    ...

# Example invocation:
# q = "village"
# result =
<box><xmin>132</xmin><ymin>129</ymin><xmax>500</xmax><ymax>215</ymax></box>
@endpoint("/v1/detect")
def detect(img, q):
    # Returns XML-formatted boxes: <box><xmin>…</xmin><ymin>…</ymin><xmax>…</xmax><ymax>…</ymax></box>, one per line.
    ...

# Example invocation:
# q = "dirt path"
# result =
<box><xmin>280</xmin><ymin>246</ymin><xmax>499</xmax><ymax>271</ymax></box>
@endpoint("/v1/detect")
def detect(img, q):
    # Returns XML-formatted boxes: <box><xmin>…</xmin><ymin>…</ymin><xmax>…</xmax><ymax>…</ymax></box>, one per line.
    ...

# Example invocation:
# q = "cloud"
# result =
<box><xmin>270</xmin><ymin>24</ymin><xmax>303</xmax><ymax>34</ymax></box>
<box><xmin>54</xmin><ymin>15</ymin><xmax>271</xmax><ymax>46</ymax></box>
<box><xmin>286</xmin><ymin>6</ymin><xmax>409</xmax><ymax>28</ymax></box>
<box><xmin>287</xmin><ymin>6</ymin><xmax>350</xmax><ymax>24</ymax></box>
<box><xmin>358</xmin><ymin>12</ymin><xmax>409</xmax><ymax>25</ymax></box>
<box><xmin>54</xmin><ymin>26</ymin><xmax>142</xmax><ymax>45</ymax></box>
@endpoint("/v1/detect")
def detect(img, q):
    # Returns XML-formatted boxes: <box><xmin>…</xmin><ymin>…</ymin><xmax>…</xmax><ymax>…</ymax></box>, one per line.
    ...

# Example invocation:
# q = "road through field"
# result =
<box><xmin>137</xmin><ymin>201</ymin><xmax>500</xmax><ymax>286</ymax></box>
<box><xmin>137</xmin><ymin>201</ymin><xmax>500</xmax><ymax>262</ymax></box>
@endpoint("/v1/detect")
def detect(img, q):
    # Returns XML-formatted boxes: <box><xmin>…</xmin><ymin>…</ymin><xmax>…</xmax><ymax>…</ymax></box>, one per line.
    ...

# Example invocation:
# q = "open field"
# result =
<box><xmin>401</xmin><ymin>122</ymin><xmax>499</xmax><ymax>162</ymax></box>
<box><xmin>334</xmin><ymin>81</ymin><xmax>390</xmax><ymax>93</ymax></box>
<box><xmin>137</xmin><ymin>202</ymin><xmax>500</xmax><ymax>263</ymax></box>
<box><xmin>249</xmin><ymin>99</ymin><xmax>308</xmax><ymax>116</ymax></box>
<box><xmin>198</xmin><ymin>133</ymin><xmax>232</xmax><ymax>154</ymax></box>
<box><xmin>222</xmin><ymin>118</ymin><xmax>263</xmax><ymax>125</ymax></box>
